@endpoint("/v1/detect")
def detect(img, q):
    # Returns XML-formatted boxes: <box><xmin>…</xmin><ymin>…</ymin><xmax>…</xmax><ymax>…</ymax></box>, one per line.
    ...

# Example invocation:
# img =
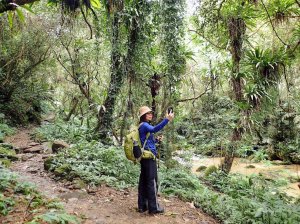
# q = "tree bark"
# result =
<box><xmin>220</xmin><ymin>17</ymin><xmax>246</xmax><ymax>173</ymax></box>
<box><xmin>97</xmin><ymin>12</ymin><xmax>123</xmax><ymax>141</ymax></box>
<box><xmin>97</xmin><ymin>0</ymin><xmax>144</xmax><ymax>142</ymax></box>
<box><xmin>65</xmin><ymin>97</ymin><xmax>79</xmax><ymax>121</ymax></box>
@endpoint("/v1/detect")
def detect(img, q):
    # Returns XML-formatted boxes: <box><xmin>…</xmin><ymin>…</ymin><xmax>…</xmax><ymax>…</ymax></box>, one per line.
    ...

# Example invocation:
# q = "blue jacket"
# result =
<box><xmin>139</xmin><ymin>118</ymin><xmax>169</xmax><ymax>156</ymax></box>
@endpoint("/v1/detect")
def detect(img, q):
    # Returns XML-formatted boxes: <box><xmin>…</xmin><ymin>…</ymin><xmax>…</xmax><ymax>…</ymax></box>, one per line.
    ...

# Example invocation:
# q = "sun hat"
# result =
<box><xmin>139</xmin><ymin>106</ymin><xmax>152</xmax><ymax>118</ymax></box>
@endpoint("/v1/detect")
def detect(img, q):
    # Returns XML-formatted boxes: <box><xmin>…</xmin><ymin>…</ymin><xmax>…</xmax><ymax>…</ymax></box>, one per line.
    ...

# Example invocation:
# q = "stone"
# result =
<box><xmin>42</xmin><ymin>154</ymin><xmax>51</xmax><ymax>159</ymax></box>
<box><xmin>28</xmin><ymin>142</ymin><xmax>40</xmax><ymax>147</ymax></box>
<box><xmin>52</xmin><ymin>140</ymin><xmax>69</xmax><ymax>153</ymax></box>
<box><xmin>72</xmin><ymin>178</ymin><xmax>86</xmax><ymax>189</ymax></box>
<box><xmin>204</xmin><ymin>165</ymin><xmax>218</xmax><ymax>177</ymax></box>
<box><xmin>290</xmin><ymin>152</ymin><xmax>300</xmax><ymax>164</ymax></box>
<box><xmin>23</xmin><ymin>146</ymin><xmax>42</xmax><ymax>153</ymax></box>
<box><xmin>21</xmin><ymin>154</ymin><xmax>35</xmax><ymax>161</ymax></box>
<box><xmin>42</xmin><ymin>142</ymin><xmax>52</xmax><ymax>154</ymax></box>
<box><xmin>54</xmin><ymin>164</ymin><xmax>72</xmax><ymax>177</ymax></box>
<box><xmin>245</xmin><ymin>165</ymin><xmax>256</xmax><ymax>169</ymax></box>
<box><xmin>68</xmin><ymin>197</ymin><xmax>78</xmax><ymax>203</ymax></box>
<box><xmin>44</xmin><ymin>156</ymin><xmax>54</xmax><ymax>171</ymax></box>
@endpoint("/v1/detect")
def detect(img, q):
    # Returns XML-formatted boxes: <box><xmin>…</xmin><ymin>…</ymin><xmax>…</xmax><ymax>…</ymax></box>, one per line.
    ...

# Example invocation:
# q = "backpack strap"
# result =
<box><xmin>139</xmin><ymin>122</ymin><xmax>150</xmax><ymax>150</ymax></box>
<box><xmin>137</xmin><ymin>123</ymin><xmax>152</xmax><ymax>162</ymax></box>
<box><xmin>142</xmin><ymin>133</ymin><xmax>150</xmax><ymax>150</ymax></box>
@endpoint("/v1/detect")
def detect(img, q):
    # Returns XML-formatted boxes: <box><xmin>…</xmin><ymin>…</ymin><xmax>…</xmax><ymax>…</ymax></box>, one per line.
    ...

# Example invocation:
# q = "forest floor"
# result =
<box><xmin>4</xmin><ymin>127</ymin><xmax>218</xmax><ymax>224</ymax></box>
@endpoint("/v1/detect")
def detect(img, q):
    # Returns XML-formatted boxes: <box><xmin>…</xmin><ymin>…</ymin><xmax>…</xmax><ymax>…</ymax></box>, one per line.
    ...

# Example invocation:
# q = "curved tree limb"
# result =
<box><xmin>177</xmin><ymin>84</ymin><xmax>211</xmax><ymax>103</ymax></box>
<box><xmin>260</xmin><ymin>0</ymin><xmax>288</xmax><ymax>47</ymax></box>
<box><xmin>188</xmin><ymin>29</ymin><xmax>226</xmax><ymax>51</ymax></box>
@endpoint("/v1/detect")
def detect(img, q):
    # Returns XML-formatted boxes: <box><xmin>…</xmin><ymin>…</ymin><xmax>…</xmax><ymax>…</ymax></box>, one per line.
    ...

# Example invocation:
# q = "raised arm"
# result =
<box><xmin>142</xmin><ymin>118</ymin><xmax>169</xmax><ymax>133</ymax></box>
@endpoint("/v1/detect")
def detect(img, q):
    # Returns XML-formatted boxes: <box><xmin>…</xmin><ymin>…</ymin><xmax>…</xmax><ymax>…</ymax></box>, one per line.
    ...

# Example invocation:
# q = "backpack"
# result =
<box><xmin>124</xmin><ymin>123</ymin><xmax>154</xmax><ymax>163</ymax></box>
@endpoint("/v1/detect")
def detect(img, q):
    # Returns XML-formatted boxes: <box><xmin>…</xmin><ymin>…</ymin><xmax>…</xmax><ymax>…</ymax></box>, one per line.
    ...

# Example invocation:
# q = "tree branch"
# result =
<box><xmin>260</xmin><ymin>0</ymin><xmax>288</xmax><ymax>47</ymax></box>
<box><xmin>0</xmin><ymin>0</ymin><xmax>39</xmax><ymax>13</ymax></box>
<box><xmin>177</xmin><ymin>85</ymin><xmax>211</xmax><ymax>103</ymax></box>
<box><xmin>188</xmin><ymin>29</ymin><xmax>226</xmax><ymax>51</ymax></box>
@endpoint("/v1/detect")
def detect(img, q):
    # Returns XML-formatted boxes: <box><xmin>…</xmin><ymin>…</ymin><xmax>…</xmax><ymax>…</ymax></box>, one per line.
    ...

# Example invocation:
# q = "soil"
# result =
<box><xmin>4</xmin><ymin>127</ymin><xmax>218</xmax><ymax>224</ymax></box>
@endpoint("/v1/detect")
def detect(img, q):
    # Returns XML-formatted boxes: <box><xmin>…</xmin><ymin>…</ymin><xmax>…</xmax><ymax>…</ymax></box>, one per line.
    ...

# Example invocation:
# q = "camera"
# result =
<box><xmin>167</xmin><ymin>107</ymin><xmax>173</xmax><ymax>114</ymax></box>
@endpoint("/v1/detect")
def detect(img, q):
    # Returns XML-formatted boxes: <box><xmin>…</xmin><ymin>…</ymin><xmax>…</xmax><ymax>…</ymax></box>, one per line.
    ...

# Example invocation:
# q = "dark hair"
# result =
<box><xmin>139</xmin><ymin>114</ymin><xmax>147</xmax><ymax>123</ymax></box>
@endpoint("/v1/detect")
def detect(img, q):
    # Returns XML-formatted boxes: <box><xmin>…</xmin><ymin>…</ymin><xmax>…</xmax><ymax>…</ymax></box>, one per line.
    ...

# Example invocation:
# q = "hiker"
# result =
<box><xmin>138</xmin><ymin>106</ymin><xmax>174</xmax><ymax>214</ymax></box>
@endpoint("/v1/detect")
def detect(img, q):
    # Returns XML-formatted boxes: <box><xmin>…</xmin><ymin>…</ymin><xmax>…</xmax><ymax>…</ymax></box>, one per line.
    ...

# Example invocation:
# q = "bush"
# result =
<box><xmin>33</xmin><ymin>119</ymin><xmax>94</xmax><ymax>143</ymax></box>
<box><xmin>0</xmin><ymin>19</ymin><xmax>51</xmax><ymax>125</ymax></box>
<box><xmin>0</xmin><ymin>120</ymin><xmax>15</xmax><ymax>142</ymax></box>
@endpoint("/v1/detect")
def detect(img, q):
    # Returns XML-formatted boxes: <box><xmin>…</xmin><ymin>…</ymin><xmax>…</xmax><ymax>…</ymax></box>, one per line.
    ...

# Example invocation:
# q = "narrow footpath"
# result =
<box><xmin>5</xmin><ymin>127</ymin><xmax>218</xmax><ymax>224</ymax></box>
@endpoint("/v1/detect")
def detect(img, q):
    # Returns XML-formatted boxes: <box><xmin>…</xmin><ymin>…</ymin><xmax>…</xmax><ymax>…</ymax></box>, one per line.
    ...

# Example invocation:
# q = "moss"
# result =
<box><xmin>54</xmin><ymin>164</ymin><xmax>72</xmax><ymax>177</ymax></box>
<box><xmin>72</xmin><ymin>179</ymin><xmax>86</xmax><ymax>189</ymax></box>
<box><xmin>0</xmin><ymin>143</ymin><xmax>14</xmax><ymax>150</ymax></box>
<box><xmin>0</xmin><ymin>147</ymin><xmax>16</xmax><ymax>156</ymax></box>
<box><xmin>196</xmin><ymin>165</ymin><xmax>207</xmax><ymax>172</ymax></box>
<box><xmin>204</xmin><ymin>165</ymin><xmax>218</xmax><ymax>177</ymax></box>
<box><xmin>165</xmin><ymin>159</ymin><xmax>180</xmax><ymax>169</ymax></box>
<box><xmin>44</xmin><ymin>157</ymin><xmax>54</xmax><ymax>171</ymax></box>
<box><xmin>0</xmin><ymin>159</ymin><xmax>11</xmax><ymax>167</ymax></box>
<box><xmin>0</xmin><ymin>147</ymin><xmax>18</xmax><ymax>161</ymax></box>
<box><xmin>245</xmin><ymin>165</ymin><xmax>256</xmax><ymax>169</ymax></box>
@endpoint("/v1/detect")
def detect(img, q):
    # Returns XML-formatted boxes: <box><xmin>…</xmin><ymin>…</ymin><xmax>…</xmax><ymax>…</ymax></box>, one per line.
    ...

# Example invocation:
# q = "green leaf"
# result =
<box><xmin>16</xmin><ymin>8</ymin><xmax>25</xmax><ymax>23</ymax></box>
<box><xmin>7</xmin><ymin>11</ymin><xmax>14</xmax><ymax>28</ymax></box>
<box><xmin>20</xmin><ymin>5</ymin><xmax>35</xmax><ymax>14</ymax></box>
<box><xmin>91</xmin><ymin>0</ymin><xmax>101</xmax><ymax>9</ymax></box>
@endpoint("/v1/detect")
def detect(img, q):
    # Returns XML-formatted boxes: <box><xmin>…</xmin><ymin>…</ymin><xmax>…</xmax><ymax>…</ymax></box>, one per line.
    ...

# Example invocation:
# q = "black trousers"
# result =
<box><xmin>138</xmin><ymin>158</ymin><xmax>159</xmax><ymax>212</ymax></box>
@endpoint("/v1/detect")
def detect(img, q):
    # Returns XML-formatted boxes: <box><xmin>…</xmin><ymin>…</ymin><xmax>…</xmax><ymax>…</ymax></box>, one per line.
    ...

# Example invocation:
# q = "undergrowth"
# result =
<box><xmin>32</xmin><ymin>119</ymin><xmax>94</xmax><ymax>143</ymax></box>
<box><xmin>0</xmin><ymin>116</ymin><xmax>15</xmax><ymax>143</ymax></box>
<box><xmin>0</xmin><ymin>168</ymin><xmax>78</xmax><ymax>223</ymax></box>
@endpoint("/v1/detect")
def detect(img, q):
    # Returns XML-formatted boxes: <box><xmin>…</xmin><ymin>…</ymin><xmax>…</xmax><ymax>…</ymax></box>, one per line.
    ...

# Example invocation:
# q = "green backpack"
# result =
<box><xmin>124</xmin><ymin>124</ymin><xmax>153</xmax><ymax>163</ymax></box>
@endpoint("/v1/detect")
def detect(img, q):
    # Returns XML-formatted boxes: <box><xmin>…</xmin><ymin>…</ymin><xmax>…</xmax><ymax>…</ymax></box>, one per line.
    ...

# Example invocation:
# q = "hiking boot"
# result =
<box><xmin>149</xmin><ymin>206</ymin><xmax>164</xmax><ymax>214</ymax></box>
<box><xmin>137</xmin><ymin>208</ymin><xmax>148</xmax><ymax>213</ymax></box>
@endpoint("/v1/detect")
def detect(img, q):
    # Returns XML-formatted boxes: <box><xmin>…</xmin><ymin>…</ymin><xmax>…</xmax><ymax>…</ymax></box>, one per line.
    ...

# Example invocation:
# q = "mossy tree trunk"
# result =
<box><xmin>220</xmin><ymin>17</ymin><xmax>246</xmax><ymax>173</ymax></box>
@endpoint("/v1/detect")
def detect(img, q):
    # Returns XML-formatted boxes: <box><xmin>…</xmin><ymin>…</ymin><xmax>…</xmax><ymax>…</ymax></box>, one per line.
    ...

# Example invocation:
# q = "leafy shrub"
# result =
<box><xmin>27</xmin><ymin>212</ymin><xmax>79</xmax><ymax>224</ymax></box>
<box><xmin>47</xmin><ymin>141</ymin><xmax>140</xmax><ymax>188</ymax></box>
<box><xmin>0</xmin><ymin>121</ymin><xmax>15</xmax><ymax>142</ymax></box>
<box><xmin>204</xmin><ymin>165</ymin><xmax>218</xmax><ymax>177</ymax></box>
<box><xmin>0</xmin><ymin>193</ymin><xmax>15</xmax><ymax>216</ymax></box>
<box><xmin>33</xmin><ymin>119</ymin><xmax>95</xmax><ymax>143</ymax></box>
<box><xmin>0</xmin><ymin>20</ymin><xmax>50</xmax><ymax>125</ymax></box>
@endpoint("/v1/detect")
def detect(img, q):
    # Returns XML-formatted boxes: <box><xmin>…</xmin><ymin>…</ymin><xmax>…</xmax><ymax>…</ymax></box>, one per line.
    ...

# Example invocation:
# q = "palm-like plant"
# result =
<box><xmin>245</xmin><ymin>47</ymin><xmax>287</xmax><ymax>82</ymax></box>
<box><xmin>264</xmin><ymin>0</ymin><xmax>299</xmax><ymax>24</ymax></box>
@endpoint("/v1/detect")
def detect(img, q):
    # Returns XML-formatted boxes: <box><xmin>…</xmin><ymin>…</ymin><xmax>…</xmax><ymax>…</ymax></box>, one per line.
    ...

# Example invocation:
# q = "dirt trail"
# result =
<box><xmin>6</xmin><ymin>128</ymin><xmax>218</xmax><ymax>224</ymax></box>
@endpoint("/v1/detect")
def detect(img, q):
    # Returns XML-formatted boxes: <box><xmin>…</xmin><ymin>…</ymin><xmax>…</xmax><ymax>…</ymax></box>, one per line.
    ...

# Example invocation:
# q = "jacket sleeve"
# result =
<box><xmin>142</xmin><ymin>118</ymin><xmax>169</xmax><ymax>133</ymax></box>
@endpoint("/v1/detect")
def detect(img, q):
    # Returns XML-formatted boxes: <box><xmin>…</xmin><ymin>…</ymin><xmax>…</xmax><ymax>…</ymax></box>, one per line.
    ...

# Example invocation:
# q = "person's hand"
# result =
<box><xmin>156</xmin><ymin>135</ymin><xmax>164</xmax><ymax>142</ymax></box>
<box><xmin>166</xmin><ymin>111</ymin><xmax>174</xmax><ymax>121</ymax></box>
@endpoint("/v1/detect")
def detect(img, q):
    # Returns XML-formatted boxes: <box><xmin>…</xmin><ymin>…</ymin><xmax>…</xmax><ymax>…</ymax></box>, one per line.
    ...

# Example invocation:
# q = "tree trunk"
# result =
<box><xmin>220</xmin><ymin>17</ymin><xmax>246</xmax><ymax>173</ymax></box>
<box><xmin>65</xmin><ymin>97</ymin><xmax>79</xmax><ymax>121</ymax></box>
<box><xmin>148</xmin><ymin>73</ymin><xmax>161</xmax><ymax>122</ymax></box>
<box><xmin>97</xmin><ymin>12</ymin><xmax>123</xmax><ymax>141</ymax></box>
<box><xmin>97</xmin><ymin>0</ymin><xmax>144</xmax><ymax>142</ymax></box>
